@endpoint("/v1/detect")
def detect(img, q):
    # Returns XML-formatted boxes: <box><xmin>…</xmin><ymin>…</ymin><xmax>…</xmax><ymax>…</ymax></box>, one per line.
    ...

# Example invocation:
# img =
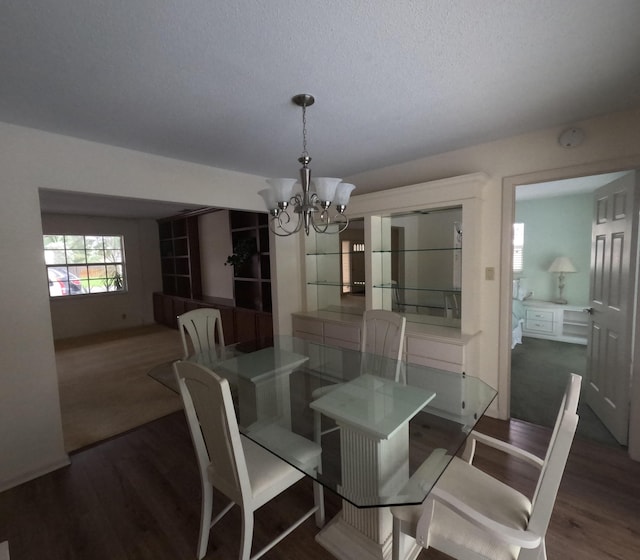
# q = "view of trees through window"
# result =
<box><xmin>43</xmin><ymin>235</ymin><xmax>126</xmax><ymax>297</ymax></box>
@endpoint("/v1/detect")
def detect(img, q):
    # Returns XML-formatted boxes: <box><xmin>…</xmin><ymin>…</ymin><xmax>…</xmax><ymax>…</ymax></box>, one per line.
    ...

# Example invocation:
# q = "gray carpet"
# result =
<box><xmin>511</xmin><ymin>337</ymin><xmax>621</xmax><ymax>447</ymax></box>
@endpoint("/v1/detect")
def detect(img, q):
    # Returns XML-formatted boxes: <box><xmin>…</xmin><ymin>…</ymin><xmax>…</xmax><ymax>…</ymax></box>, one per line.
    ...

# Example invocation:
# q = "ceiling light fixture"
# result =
<box><xmin>258</xmin><ymin>94</ymin><xmax>356</xmax><ymax>236</ymax></box>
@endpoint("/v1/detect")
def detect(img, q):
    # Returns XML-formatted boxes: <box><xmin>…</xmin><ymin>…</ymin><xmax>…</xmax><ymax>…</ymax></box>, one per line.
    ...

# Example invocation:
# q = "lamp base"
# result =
<box><xmin>552</xmin><ymin>298</ymin><xmax>567</xmax><ymax>305</ymax></box>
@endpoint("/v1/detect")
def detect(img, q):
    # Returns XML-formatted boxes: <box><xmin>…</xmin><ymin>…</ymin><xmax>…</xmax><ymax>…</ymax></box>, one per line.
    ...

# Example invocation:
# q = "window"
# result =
<box><xmin>43</xmin><ymin>235</ymin><xmax>126</xmax><ymax>297</ymax></box>
<box><xmin>513</xmin><ymin>223</ymin><xmax>524</xmax><ymax>272</ymax></box>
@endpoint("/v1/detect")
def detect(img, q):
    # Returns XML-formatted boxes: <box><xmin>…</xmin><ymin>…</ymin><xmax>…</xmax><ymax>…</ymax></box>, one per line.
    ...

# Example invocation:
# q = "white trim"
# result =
<box><xmin>500</xmin><ymin>155</ymin><xmax>640</xmax><ymax>461</ymax></box>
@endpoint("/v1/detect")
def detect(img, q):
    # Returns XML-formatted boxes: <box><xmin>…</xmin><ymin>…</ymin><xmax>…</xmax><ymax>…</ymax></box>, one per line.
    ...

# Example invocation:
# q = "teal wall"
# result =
<box><xmin>515</xmin><ymin>193</ymin><xmax>591</xmax><ymax>306</ymax></box>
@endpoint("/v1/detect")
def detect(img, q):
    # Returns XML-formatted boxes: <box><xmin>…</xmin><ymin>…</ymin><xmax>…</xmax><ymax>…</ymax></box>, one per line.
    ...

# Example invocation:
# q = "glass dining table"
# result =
<box><xmin>149</xmin><ymin>335</ymin><xmax>497</xmax><ymax>560</ymax></box>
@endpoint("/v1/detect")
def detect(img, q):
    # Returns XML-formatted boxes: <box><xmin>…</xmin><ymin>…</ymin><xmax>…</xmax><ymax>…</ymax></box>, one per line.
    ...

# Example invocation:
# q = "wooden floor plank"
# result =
<box><xmin>1</xmin><ymin>412</ymin><xmax>639</xmax><ymax>559</ymax></box>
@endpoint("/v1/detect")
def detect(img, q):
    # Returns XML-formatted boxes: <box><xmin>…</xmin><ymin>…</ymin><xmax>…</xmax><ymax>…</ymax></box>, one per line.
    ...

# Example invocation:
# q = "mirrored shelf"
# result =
<box><xmin>372</xmin><ymin>247</ymin><xmax>461</xmax><ymax>253</ymax></box>
<box><xmin>306</xmin><ymin>250</ymin><xmax>366</xmax><ymax>256</ymax></box>
<box><xmin>374</xmin><ymin>283</ymin><xmax>461</xmax><ymax>293</ymax></box>
<box><xmin>308</xmin><ymin>281</ymin><xmax>366</xmax><ymax>288</ymax></box>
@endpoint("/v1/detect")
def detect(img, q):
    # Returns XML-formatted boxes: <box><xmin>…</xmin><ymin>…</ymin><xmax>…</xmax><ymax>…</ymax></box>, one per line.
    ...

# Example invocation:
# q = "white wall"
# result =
<box><xmin>348</xmin><ymin>107</ymin><xmax>640</xmax><ymax>455</ymax></box>
<box><xmin>0</xmin><ymin>122</ymin><xmax>266</xmax><ymax>491</ymax></box>
<box><xmin>515</xmin><ymin>193</ymin><xmax>592</xmax><ymax>305</ymax></box>
<box><xmin>42</xmin><ymin>213</ymin><xmax>162</xmax><ymax>339</ymax></box>
<box><xmin>3</xmin><ymin>106</ymin><xmax>640</xmax><ymax>490</ymax></box>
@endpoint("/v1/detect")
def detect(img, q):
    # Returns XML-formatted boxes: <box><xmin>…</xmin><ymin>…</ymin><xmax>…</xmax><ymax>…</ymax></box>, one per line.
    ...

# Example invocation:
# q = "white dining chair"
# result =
<box><xmin>390</xmin><ymin>372</ymin><xmax>582</xmax><ymax>560</ymax></box>
<box><xmin>313</xmin><ymin>309</ymin><xmax>407</xmax><ymax>444</ymax></box>
<box><xmin>360</xmin><ymin>309</ymin><xmax>407</xmax><ymax>382</ymax></box>
<box><xmin>177</xmin><ymin>308</ymin><xmax>225</xmax><ymax>359</ymax></box>
<box><xmin>174</xmin><ymin>360</ymin><xmax>323</xmax><ymax>560</ymax></box>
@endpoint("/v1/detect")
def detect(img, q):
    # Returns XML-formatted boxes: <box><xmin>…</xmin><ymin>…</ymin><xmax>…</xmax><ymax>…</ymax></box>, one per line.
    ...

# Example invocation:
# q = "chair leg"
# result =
<box><xmin>538</xmin><ymin>540</ymin><xmax>547</xmax><ymax>560</ymax></box>
<box><xmin>240</xmin><ymin>508</ymin><xmax>254</xmax><ymax>560</ymax></box>
<box><xmin>392</xmin><ymin>517</ymin><xmax>402</xmax><ymax>560</ymax></box>
<box><xmin>197</xmin><ymin>482</ymin><xmax>213</xmax><ymax>560</ymax></box>
<box><xmin>313</xmin><ymin>411</ymin><xmax>323</xmax><ymax>474</ymax></box>
<box><xmin>313</xmin><ymin>481</ymin><xmax>325</xmax><ymax>527</ymax></box>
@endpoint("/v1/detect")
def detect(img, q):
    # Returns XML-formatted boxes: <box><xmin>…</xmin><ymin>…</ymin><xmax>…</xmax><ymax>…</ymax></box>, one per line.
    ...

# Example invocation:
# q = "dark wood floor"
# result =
<box><xmin>1</xmin><ymin>412</ymin><xmax>639</xmax><ymax>560</ymax></box>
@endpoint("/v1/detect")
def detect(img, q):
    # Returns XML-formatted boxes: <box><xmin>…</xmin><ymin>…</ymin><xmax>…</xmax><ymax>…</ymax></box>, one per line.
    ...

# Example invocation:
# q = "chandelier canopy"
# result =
<box><xmin>258</xmin><ymin>94</ymin><xmax>356</xmax><ymax>236</ymax></box>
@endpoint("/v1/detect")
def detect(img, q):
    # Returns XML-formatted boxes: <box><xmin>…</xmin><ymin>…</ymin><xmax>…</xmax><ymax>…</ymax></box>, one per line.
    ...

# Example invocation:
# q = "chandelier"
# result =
<box><xmin>258</xmin><ymin>94</ymin><xmax>356</xmax><ymax>236</ymax></box>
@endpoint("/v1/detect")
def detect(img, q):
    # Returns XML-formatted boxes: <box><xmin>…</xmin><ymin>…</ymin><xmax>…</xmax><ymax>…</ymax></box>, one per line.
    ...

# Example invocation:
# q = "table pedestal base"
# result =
<box><xmin>315</xmin><ymin>510</ymin><xmax>422</xmax><ymax>560</ymax></box>
<box><xmin>315</xmin><ymin>510</ymin><xmax>391</xmax><ymax>560</ymax></box>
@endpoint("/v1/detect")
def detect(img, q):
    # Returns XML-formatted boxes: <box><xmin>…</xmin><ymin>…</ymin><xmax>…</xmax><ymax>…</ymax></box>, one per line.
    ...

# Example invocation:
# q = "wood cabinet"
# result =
<box><xmin>522</xmin><ymin>300</ymin><xmax>588</xmax><ymax>345</ymax></box>
<box><xmin>229</xmin><ymin>210</ymin><xmax>271</xmax><ymax>312</ymax></box>
<box><xmin>153</xmin><ymin>292</ymin><xmax>272</xmax><ymax>344</ymax></box>
<box><xmin>157</xmin><ymin>216</ymin><xmax>201</xmax><ymax>299</ymax></box>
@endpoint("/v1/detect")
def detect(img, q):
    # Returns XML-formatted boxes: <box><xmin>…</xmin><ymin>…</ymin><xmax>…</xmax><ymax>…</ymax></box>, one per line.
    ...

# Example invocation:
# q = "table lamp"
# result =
<box><xmin>548</xmin><ymin>256</ymin><xmax>576</xmax><ymax>304</ymax></box>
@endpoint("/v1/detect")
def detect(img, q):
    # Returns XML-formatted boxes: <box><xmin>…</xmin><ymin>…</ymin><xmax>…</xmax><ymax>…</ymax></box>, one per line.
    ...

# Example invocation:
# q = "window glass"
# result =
<box><xmin>43</xmin><ymin>234</ymin><xmax>126</xmax><ymax>297</ymax></box>
<box><xmin>513</xmin><ymin>223</ymin><xmax>524</xmax><ymax>272</ymax></box>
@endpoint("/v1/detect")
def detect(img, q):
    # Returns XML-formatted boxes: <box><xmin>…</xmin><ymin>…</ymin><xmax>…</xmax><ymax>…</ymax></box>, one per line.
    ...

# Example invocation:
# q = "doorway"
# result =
<box><xmin>510</xmin><ymin>171</ymin><xmax>632</xmax><ymax>446</ymax></box>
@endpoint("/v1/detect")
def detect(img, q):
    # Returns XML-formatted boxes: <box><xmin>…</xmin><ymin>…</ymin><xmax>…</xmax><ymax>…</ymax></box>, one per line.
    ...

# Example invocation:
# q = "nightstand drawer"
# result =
<box><xmin>525</xmin><ymin>317</ymin><xmax>554</xmax><ymax>333</ymax></box>
<box><xmin>526</xmin><ymin>309</ymin><xmax>554</xmax><ymax>322</ymax></box>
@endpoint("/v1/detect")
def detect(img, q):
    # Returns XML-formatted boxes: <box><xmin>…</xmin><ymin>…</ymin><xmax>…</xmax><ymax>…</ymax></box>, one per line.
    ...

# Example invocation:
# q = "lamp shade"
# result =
<box><xmin>266</xmin><ymin>178</ymin><xmax>296</xmax><ymax>203</ymax></box>
<box><xmin>548</xmin><ymin>256</ymin><xmax>576</xmax><ymax>273</ymax></box>
<box><xmin>258</xmin><ymin>188</ymin><xmax>277</xmax><ymax>210</ymax></box>
<box><xmin>312</xmin><ymin>177</ymin><xmax>342</xmax><ymax>203</ymax></box>
<box><xmin>334</xmin><ymin>183</ymin><xmax>356</xmax><ymax>206</ymax></box>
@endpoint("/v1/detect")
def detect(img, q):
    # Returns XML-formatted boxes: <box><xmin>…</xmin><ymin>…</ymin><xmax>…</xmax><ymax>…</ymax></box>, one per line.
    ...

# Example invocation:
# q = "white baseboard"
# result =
<box><xmin>0</xmin><ymin>454</ymin><xmax>70</xmax><ymax>493</ymax></box>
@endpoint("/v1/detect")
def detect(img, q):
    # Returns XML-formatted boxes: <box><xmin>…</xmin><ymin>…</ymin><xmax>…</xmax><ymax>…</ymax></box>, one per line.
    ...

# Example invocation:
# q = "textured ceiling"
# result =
<box><xmin>2</xmin><ymin>0</ymin><xmax>640</xmax><ymax>185</ymax></box>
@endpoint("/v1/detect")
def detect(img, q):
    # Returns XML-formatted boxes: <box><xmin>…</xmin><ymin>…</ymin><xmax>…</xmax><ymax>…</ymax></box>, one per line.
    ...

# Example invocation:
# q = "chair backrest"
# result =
<box><xmin>177</xmin><ymin>308</ymin><xmax>225</xmax><ymax>359</ymax></box>
<box><xmin>527</xmin><ymin>373</ymin><xmax>581</xmax><ymax>541</ymax></box>
<box><xmin>360</xmin><ymin>309</ymin><xmax>406</xmax><ymax>382</ymax></box>
<box><xmin>173</xmin><ymin>360</ymin><xmax>250</xmax><ymax>506</ymax></box>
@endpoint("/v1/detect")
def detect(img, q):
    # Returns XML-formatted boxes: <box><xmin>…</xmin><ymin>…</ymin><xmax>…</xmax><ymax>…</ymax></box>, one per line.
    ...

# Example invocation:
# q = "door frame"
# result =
<box><xmin>499</xmin><ymin>155</ymin><xmax>640</xmax><ymax>460</ymax></box>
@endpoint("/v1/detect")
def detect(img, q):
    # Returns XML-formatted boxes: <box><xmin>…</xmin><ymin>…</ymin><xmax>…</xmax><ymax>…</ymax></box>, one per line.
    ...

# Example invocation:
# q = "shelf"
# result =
<box><xmin>372</xmin><ymin>247</ymin><xmax>461</xmax><ymax>253</ymax></box>
<box><xmin>157</xmin><ymin>215</ymin><xmax>201</xmax><ymax>299</ymax></box>
<box><xmin>230</xmin><ymin>210</ymin><xmax>271</xmax><ymax>312</ymax></box>
<box><xmin>308</xmin><ymin>281</ymin><xmax>366</xmax><ymax>288</ymax></box>
<box><xmin>374</xmin><ymin>283</ymin><xmax>461</xmax><ymax>293</ymax></box>
<box><xmin>306</xmin><ymin>250</ymin><xmax>365</xmax><ymax>256</ymax></box>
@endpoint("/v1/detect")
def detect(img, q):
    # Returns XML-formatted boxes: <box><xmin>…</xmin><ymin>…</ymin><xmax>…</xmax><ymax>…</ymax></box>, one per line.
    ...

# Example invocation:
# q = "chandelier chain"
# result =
<box><xmin>301</xmin><ymin>103</ymin><xmax>309</xmax><ymax>158</ymax></box>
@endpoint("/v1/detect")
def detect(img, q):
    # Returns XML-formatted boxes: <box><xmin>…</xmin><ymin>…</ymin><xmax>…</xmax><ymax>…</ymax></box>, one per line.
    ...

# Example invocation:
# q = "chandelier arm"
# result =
<box><xmin>270</xmin><ymin>209</ymin><xmax>303</xmax><ymax>236</ymax></box>
<box><xmin>309</xmin><ymin>209</ymin><xmax>350</xmax><ymax>234</ymax></box>
<box><xmin>311</xmin><ymin>218</ymin><xmax>329</xmax><ymax>234</ymax></box>
<box><xmin>312</xmin><ymin>211</ymin><xmax>349</xmax><ymax>235</ymax></box>
<box><xmin>331</xmin><ymin>212</ymin><xmax>350</xmax><ymax>233</ymax></box>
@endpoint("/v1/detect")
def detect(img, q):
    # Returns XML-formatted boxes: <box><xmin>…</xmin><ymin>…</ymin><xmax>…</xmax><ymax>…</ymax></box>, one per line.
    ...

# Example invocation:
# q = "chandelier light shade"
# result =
<box><xmin>259</xmin><ymin>93</ymin><xmax>356</xmax><ymax>236</ymax></box>
<box><xmin>548</xmin><ymin>256</ymin><xmax>577</xmax><ymax>304</ymax></box>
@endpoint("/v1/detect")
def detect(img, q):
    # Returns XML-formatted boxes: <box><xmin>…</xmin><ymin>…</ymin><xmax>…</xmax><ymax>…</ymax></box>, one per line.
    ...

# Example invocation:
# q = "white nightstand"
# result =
<box><xmin>522</xmin><ymin>300</ymin><xmax>589</xmax><ymax>345</ymax></box>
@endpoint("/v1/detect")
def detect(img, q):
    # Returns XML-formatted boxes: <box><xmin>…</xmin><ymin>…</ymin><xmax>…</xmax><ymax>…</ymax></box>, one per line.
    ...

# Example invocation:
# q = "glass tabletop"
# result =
<box><xmin>149</xmin><ymin>335</ymin><xmax>496</xmax><ymax>508</ymax></box>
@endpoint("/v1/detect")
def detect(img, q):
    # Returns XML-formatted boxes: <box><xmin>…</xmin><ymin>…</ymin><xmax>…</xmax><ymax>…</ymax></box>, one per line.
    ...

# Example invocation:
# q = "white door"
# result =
<box><xmin>586</xmin><ymin>172</ymin><xmax>638</xmax><ymax>444</ymax></box>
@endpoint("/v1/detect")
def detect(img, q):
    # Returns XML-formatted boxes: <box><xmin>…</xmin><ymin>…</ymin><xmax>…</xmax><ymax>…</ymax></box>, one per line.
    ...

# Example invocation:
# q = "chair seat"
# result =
<box><xmin>208</xmin><ymin>435</ymin><xmax>305</xmax><ymax>508</ymax></box>
<box><xmin>391</xmin><ymin>457</ymin><xmax>531</xmax><ymax>560</ymax></box>
<box><xmin>248</xmin><ymin>423</ymin><xmax>322</xmax><ymax>471</ymax></box>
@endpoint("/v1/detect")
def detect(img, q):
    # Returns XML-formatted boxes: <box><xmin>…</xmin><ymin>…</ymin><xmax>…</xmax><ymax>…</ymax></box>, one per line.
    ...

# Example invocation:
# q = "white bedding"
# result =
<box><xmin>512</xmin><ymin>298</ymin><xmax>526</xmax><ymax>349</ymax></box>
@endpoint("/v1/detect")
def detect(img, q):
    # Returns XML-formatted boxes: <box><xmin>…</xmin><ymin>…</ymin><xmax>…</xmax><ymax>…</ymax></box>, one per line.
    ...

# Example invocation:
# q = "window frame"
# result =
<box><xmin>43</xmin><ymin>234</ymin><xmax>127</xmax><ymax>298</ymax></box>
